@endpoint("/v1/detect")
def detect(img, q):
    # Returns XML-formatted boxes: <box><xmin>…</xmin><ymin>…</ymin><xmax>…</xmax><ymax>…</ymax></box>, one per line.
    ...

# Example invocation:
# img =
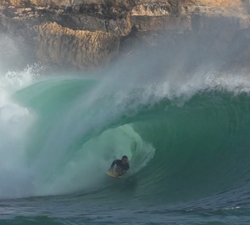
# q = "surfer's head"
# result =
<box><xmin>122</xmin><ymin>155</ymin><xmax>128</xmax><ymax>164</ymax></box>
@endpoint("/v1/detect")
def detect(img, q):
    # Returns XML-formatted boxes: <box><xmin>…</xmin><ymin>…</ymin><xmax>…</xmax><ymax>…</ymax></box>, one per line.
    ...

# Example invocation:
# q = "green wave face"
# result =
<box><xmin>11</xmin><ymin>76</ymin><xmax>250</xmax><ymax>204</ymax></box>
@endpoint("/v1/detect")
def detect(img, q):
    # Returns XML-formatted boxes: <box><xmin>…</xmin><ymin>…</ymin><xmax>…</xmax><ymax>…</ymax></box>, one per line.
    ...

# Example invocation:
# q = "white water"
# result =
<box><xmin>0</xmin><ymin>67</ymin><xmax>36</xmax><ymax>199</ymax></box>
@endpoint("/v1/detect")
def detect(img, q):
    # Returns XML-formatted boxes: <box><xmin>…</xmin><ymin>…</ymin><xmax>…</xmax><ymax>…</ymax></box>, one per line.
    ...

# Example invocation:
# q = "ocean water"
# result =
<box><xmin>1</xmin><ymin>35</ymin><xmax>250</xmax><ymax>224</ymax></box>
<box><xmin>0</xmin><ymin>65</ymin><xmax>250</xmax><ymax>225</ymax></box>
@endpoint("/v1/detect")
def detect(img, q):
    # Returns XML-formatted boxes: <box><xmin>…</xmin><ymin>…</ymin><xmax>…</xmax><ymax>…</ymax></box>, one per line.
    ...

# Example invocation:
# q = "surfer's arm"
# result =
<box><xmin>124</xmin><ymin>163</ymin><xmax>129</xmax><ymax>171</ymax></box>
<box><xmin>109</xmin><ymin>160</ymin><xmax>117</xmax><ymax>170</ymax></box>
<box><xmin>120</xmin><ymin>164</ymin><xmax>130</xmax><ymax>174</ymax></box>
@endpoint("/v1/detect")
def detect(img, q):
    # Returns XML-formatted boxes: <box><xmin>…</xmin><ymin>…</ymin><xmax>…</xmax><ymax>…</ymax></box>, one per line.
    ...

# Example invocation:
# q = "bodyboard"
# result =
<box><xmin>106</xmin><ymin>170</ymin><xmax>122</xmax><ymax>179</ymax></box>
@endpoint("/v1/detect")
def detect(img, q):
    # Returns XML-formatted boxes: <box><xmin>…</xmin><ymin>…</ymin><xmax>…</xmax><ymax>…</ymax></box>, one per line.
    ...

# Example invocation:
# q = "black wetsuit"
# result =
<box><xmin>110</xmin><ymin>160</ymin><xmax>129</xmax><ymax>174</ymax></box>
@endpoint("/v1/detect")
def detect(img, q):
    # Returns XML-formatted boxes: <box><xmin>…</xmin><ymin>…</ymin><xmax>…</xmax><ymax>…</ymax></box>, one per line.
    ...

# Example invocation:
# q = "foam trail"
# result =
<box><xmin>0</xmin><ymin>67</ymin><xmax>37</xmax><ymax>199</ymax></box>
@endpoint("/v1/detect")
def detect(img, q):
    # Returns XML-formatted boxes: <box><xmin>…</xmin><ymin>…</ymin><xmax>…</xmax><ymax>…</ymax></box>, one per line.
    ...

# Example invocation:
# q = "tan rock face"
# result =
<box><xmin>35</xmin><ymin>22</ymin><xmax>119</xmax><ymax>69</ymax></box>
<box><xmin>1</xmin><ymin>0</ymin><xmax>250</xmax><ymax>69</ymax></box>
<box><xmin>131</xmin><ymin>3</ymin><xmax>171</xmax><ymax>16</ymax></box>
<box><xmin>9</xmin><ymin>0</ymin><xmax>29</xmax><ymax>7</ymax></box>
<box><xmin>184</xmin><ymin>0</ymin><xmax>242</xmax><ymax>7</ymax></box>
<box><xmin>4</xmin><ymin>0</ymin><xmax>250</xmax><ymax>33</ymax></box>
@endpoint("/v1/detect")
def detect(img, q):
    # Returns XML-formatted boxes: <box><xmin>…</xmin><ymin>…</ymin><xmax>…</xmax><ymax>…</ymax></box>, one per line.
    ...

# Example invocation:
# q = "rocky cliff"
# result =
<box><xmin>0</xmin><ymin>0</ymin><xmax>250</xmax><ymax>70</ymax></box>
